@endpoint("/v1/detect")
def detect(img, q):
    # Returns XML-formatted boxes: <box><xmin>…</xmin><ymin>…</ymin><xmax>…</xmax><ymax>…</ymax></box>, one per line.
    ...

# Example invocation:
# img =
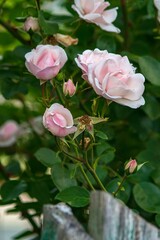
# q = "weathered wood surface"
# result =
<box><xmin>88</xmin><ymin>191</ymin><xmax>160</xmax><ymax>240</ymax></box>
<box><xmin>41</xmin><ymin>203</ymin><xmax>93</xmax><ymax>240</ymax></box>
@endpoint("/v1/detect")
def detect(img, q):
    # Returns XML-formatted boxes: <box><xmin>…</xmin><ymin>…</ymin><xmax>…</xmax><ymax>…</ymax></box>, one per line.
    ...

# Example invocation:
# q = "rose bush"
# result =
<box><xmin>1</xmin><ymin>0</ymin><xmax>160</xmax><ymax>238</ymax></box>
<box><xmin>43</xmin><ymin>103</ymin><xmax>77</xmax><ymax>137</ymax></box>
<box><xmin>25</xmin><ymin>44</ymin><xmax>67</xmax><ymax>81</ymax></box>
<box><xmin>75</xmin><ymin>49</ymin><xmax>145</xmax><ymax>108</ymax></box>
<box><xmin>72</xmin><ymin>0</ymin><xmax>120</xmax><ymax>33</ymax></box>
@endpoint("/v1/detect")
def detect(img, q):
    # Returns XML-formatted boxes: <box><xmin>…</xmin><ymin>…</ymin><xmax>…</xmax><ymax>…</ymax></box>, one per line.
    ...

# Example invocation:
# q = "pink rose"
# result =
<box><xmin>0</xmin><ymin>121</ymin><xmax>19</xmax><ymax>147</ymax></box>
<box><xmin>72</xmin><ymin>0</ymin><xmax>120</xmax><ymax>33</ymax></box>
<box><xmin>76</xmin><ymin>49</ymin><xmax>145</xmax><ymax>109</ymax></box>
<box><xmin>63</xmin><ymin>79</ymin><xmax>76</xmax><ymax>97</ymax></box>
<box><xmin>23</xmin><ymin>17</ymin><xmax>39</xmax><ymax>32</ymax></box>
<box><xmin>25</xmin><ymin>45</ymin><xmax>67</xmax><ymax>81</ymax></box>
<box><xmin>43</xmin><ymin>103</ymin><xmax>77</xmax><ymax>137</ymax></box>
<box><xmin>75</xmin><ymin>48</ymin><xmax>109</xmax><ymax>80</ymax></box>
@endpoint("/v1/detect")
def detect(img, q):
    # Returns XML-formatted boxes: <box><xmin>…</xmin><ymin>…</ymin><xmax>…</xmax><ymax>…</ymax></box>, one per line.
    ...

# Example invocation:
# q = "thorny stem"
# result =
<box><xmin>79</xmin><ymin>164</ymin><xmax>95</xmax><ymax>191</ymax></box>
<box><xmin>113</xmin><ymin>174</ymin><xmax>127</xmax><ymax>197</ymax></box>
<box><xmin>54</xmin><ymin>80</ymin><xmax>65</xmax><ymax>105</ymax></box>
<box><xmin>0</xmin><ymin>19</ymin><xmax>30</xmax><ymax>45</ymax></box>
<box><xmin>35</xmin><ymin>0</ymin><xmax>40</xmax><ymax>10</ymax></box>
<box><xmin>41</xmin><ymin>82</ymin><xmax>50</xmax><ymax>107</ymax></box>
<box><xmin>56</xmin><ymin>138</ymin><xmax>107</xmax><ymax>191</ymax></box>
<box><xmin>85</xmin><ymin>157</ymin><xmax>107</xmax><ymax>192</ymax></box>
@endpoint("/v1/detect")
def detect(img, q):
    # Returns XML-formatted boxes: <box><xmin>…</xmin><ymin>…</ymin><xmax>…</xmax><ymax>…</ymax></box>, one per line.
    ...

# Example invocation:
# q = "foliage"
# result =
<box><xmin>0</xmin><ymin>0</ymin><xmax>160</xmax><ymax>238</ymax></box>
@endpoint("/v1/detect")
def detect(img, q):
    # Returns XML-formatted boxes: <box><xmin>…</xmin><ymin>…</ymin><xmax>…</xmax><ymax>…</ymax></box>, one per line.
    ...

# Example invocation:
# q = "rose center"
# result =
<box><xmin>52</xmin><ymin>113</ymin><xmax>67</xmax><ymax>128</ymax></box>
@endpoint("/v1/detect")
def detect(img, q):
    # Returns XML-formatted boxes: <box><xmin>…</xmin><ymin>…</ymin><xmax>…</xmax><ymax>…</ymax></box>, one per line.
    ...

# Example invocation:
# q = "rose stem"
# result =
<box><xmin>113</xmin><ymin>174</ymin><xmax>127</xmax><ymax>197</ymax></box>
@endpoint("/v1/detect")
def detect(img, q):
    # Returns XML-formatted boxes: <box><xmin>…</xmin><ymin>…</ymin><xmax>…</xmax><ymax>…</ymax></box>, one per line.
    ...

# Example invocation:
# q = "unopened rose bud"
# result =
<box><xmin>63</xmin><ymin>79</ymin><xmax>76</xmax><ymax>97</ymax></box>
<box><xmin>24</xmin><ymin>17</ymin><xmax>39</xmax><ymax>32</ymax></box>
<box><xmin>125</xmin><ymin>159</ymin><xmax>137</xmax><ymax>174</ymax></box>
<box><xmin>54</xmin><ymin>33</ymin><xmax>78</xmax><ymax>47</ymax></box>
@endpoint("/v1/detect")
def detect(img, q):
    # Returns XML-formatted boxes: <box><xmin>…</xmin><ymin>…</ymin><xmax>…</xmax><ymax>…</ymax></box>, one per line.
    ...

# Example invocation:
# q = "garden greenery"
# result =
<box><xmin>0</xmin><ymin>0</ymin><xmax>160</xmax><ymax>239</ymax></box>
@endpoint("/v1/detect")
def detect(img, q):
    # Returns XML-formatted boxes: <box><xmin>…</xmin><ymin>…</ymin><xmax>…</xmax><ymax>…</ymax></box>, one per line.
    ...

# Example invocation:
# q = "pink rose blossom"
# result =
<box><xmin>63</xmin><ymin>79</ymin><xmax>76</xmax><ymax>97</ymax></box>
<box><xmin>72</xmin><ymin>0</ymin><xmax>120</xmax><ymax>33</ymax></box>
<box><xmin>75</xmin><ymin>49</ymin><xmax>145</xmax><ymax>109</ymax></box>
<box><xmin>75</xmin><ymin>48</ymin><xmax>109</xmax><ymax>80</ymax></box>
<box><xmin>25</xmin><ymin>45</ymin><xmax>67</xmax><ymax>81</ymax></box>
<box><xmin>23</xmin><ymin>17</ymin><xmax>40</xmax><ymax>32</ymax></box>
<box><xmin>0</xmin><ymin>121</ymin><xmax>19</xmax><ymax>147</ymax></box>
<box><xmin>43</xmin><ymin>103</ymin><xmax>77</xmax><ymax>137</ymax></box>
<box><xmin>125</xmin><ymin>159</ymin><xmax>137</xmax><ymax>173</ymax></box>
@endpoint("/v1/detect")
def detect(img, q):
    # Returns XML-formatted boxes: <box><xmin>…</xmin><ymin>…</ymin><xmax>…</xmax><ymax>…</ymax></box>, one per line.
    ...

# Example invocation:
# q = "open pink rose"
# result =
<box><xmin>25</xmin><ymin>45</ymin><xmax>67</xmax><ymax>81</ymax></box>
<box><xmin>75</xmin><ymin>49</ymin><xmax>145</xmax><ymax>109</ymax></box>
<box><xmin>75</xmin><ymin>49</ymin><xmax>109</xmax><ymax>80</ymax></box>
<box><xmin>43</xmin><ymin>103</ymin><xmax>77</xmax><ymax>137</ymax></box>
<box><xmin>0</xmin><ymin>121</ymin><xmax>19</xmax><ymax>147</ymax></box>
<box><xmin>72</xmin><ymin>0</ymin><xmax>120</xmax><ymax>33</ymax></box>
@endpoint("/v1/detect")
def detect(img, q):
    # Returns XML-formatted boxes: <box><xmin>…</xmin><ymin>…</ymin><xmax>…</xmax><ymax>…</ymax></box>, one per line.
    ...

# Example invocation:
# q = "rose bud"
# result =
<box><xmin>43</xmin><ymin>103</ymin><xmax>77</xmax><ymax>137</ymax></box>
<box><xmin>54</xmin><ymin>33</ymin><xmax>78</xmax><ymax>47</ymax></box>
<box><xmin>125</xmin><ymin>159</ymin><xmax>137</xmax><ymax>174</ymax></box>
<box><xmin>63</xmin><ymin>79</ymin><xmax>76</xmax><ymax>97</ymax></box>
<box><xmin>23</xmin><ymin>17</ymin><xmax>40</xmax><ymax>32</ymax></box>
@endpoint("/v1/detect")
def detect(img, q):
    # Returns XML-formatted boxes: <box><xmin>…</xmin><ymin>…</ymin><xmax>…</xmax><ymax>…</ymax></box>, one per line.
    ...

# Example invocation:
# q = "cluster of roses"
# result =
<box><xmin>1</xmin><ymin>0</ymin><xmax>146</xmax><ymax>142</ymax></box>
<box><xmin>24</xmin><ymin>43</ymin><xmax>145</xmax><ymax>138</ymax></box>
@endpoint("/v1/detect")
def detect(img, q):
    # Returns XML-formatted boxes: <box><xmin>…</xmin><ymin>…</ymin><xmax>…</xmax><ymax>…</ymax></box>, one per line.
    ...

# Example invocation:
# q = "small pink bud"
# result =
<box><xmin>24</xmin><ymin>17</ymin><xmax>39</xmax><ymax>32</ymax></box>
<box><xmin>125</xmin><ymin>159</ymin><xmax>137</xmax><ymax>173</ymax></box>
<box><xmin>63</xmin><ymin>79</ymin><xmax>76</xmax><ymax>97</ymax></box>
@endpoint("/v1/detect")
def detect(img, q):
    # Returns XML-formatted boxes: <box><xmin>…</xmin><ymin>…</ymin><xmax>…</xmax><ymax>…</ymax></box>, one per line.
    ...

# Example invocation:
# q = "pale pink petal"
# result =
<box><xmin>114</xmin><ymin>97</ymin><xmax>145</xmax><ymax>109</ymax></box>
<box><xmin>36</xmin><ymin>66</ymin><xmax>60</xmax><ymax>80</ymax></box>
<box><xmin>102</xmin><ymin>8</ymin><xmax>118</xmax><ymax>23</ymax></box>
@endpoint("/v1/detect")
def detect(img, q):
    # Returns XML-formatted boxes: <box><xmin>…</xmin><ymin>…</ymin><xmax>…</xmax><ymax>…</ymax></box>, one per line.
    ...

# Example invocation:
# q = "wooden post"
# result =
<box><xmin>41</xmin><ymin>203</ymin><xmax>93</xmax><ymax>240</ymax></box>
<box><xmin>88</xmin><ymin>191</ymin><xmax>160</xmax><ymax>240</ymax></box>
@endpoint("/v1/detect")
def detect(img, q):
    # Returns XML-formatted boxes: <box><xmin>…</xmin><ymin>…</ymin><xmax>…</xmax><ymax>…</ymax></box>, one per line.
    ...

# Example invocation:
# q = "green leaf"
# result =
<box><xmin>1</xmin><ymin>180</ymin><xmax>27</xmax><ymax>202</ymax></box>
<box><xmin>95</xmin><ymin>130</ymin><xmax>108</xmax><ymax>140</ymax></box>
<box><xmin>1</xmin><ymin>78</ymin><xmax>28</xmax><ymax>99</ymax></box>
<box><xmin>155</xmin><ymin>214</ymin><xmax>160</xmax><ymax>227</ymax></box>
<box><xmin>151</xmin><ymin>168</ymin><xmax>160</xmax><ymax>187</ymax></box>
<box><xmin>28</xmin><ymin>180</ymin><xmax>50</xmax><ymax>204</ymax></box>
<box><xmin>142</xmin><ymin>93</ymin><xmax>160</xmax><ymax>120</ymax></box>
<box><xmin>55</xmin><ymin>186</ymin><xmax>90</xmax><ymax>207</ymax></box>
<box><xmin>133</xmin><ymin>182</ymin><xmax>160</xmax><ymax>213</ymax></box>
<box><xmin>138</xmin><ymin>56</ymin><xmax>160</xmax><ymax>86</ymax></box>
<box><xmin>51</xmin><ymin>163</ymin><xmax>77</xmax><ymax>191</ymax></box>
<box><xmin>38</xmin><ymin>11</ymin><xmax>59</xmax><ymax>35</ymax></box>
<box><xmin>34</xmin><ymin>147</ymin><xmax>61</xmax><ymax>167</ymax></box>
<box><xmin>96</xmin><ymin>35</ymin><xmax>116</xmax><ymax>52</ymax></box>
<box><xmin>95</xmin><ymin>141</ymin><xmax>115</xmax><ymax>164</ymax></box>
